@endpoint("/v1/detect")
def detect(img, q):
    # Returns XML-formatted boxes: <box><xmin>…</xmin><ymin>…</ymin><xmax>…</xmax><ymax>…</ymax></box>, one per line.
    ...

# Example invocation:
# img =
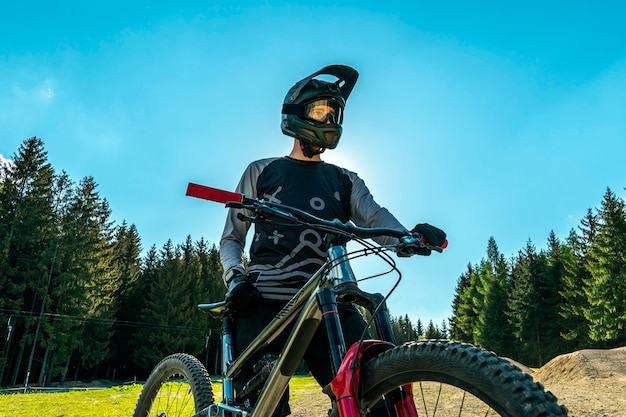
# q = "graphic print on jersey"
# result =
<box><xmin>248</xmin><ymin>158</ymin><xmax>352</xmax><ymax>300</ymax></box>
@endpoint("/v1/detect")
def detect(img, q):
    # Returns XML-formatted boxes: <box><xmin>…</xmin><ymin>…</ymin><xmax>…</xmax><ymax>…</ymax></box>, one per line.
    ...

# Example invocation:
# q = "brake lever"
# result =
<box><xmin>227</xmin><ymin>201</ymin><xmax>259</xmax><ymax>223</ymax></box>
<box><xmin>227</xmin><ymin>201</ymin><xmax>300</xmax><ymax>225</ymax></box>
<box><xmin>398</xmin><ymin>235</ymin><xmax>445</xmax><ymax>254</ymax></box>
<box><xmin>236</xmin><ymin>212</ymin><xmax>256</xmax><ymax>223</ymax></box>
<box><xmin>424</xmin><ymin>243</ymin><xmax>445</xmax><ymax>253</ymax></box>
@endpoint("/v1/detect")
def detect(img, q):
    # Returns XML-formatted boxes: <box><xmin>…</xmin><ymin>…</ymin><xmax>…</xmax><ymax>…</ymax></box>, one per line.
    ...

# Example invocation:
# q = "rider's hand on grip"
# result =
<box><xmin>411</xmin><ymin>223</ymin><xmax>447</xmax><ymax>256</ymax></box>
<box><xmin>225</xmin><ymin>271</ymin><xmax>261</xmax><ymax>312</ymax></box>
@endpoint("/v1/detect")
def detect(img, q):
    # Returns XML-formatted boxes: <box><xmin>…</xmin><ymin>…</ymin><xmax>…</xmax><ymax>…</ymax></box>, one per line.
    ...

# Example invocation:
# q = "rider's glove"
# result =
<box><xmin>225</xmin><ymin>271</ymin><xmax>262</xmax><ymax>312</ymax></box>
<box><xmin>410</xmin><ymin>223</ymin><xmax>447</xmax><ymax>256</ymax></box>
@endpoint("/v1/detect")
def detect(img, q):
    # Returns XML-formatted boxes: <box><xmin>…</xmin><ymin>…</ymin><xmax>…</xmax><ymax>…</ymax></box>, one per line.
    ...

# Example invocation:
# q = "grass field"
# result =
<box><xmin>0</xmin><ymin>375</ymin><xmax>320</xmax><ymax>417</ymax></box>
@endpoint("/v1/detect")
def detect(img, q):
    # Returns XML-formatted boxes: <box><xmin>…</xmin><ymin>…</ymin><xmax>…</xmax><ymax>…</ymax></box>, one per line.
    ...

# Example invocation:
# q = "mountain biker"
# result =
<box><xmin>219</xmin><ymin>64</ymin><xmax>447</xmax><ymax>416</ymax></box>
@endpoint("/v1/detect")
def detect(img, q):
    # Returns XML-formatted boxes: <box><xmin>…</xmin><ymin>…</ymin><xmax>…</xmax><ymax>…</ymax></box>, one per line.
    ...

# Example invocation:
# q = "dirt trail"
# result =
<box><xmin>290</xmin><ymin>346</ymin><xmax>626</xmax><ymax>417</ymax></box>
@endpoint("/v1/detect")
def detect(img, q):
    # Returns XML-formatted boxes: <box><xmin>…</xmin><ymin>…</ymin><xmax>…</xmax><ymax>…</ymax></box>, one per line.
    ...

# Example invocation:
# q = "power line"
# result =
<box><xmin>0</xmin><ymin>308</ymin><xmax>219</xmax><ymax>333</ymax></box>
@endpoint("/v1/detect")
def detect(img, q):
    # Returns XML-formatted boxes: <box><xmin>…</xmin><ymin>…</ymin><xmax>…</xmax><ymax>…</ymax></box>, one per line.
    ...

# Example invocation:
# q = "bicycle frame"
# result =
<box><xmin>136</xmin><ymin>183</ymin><xmax>567</xmax><ymax>417</ymax></box>
<box><xmin>199</xmin><ymin>239</ymin><xmax>417</xmax><ymax>417</ymax></box>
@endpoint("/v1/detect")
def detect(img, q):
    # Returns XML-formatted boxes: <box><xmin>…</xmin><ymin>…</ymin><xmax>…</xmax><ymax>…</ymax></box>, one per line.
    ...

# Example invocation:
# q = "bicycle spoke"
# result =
<box><xmin>458</xmin><ymin>390</ymin><xmax>465</xmax><ymax>417</ymax></box>
<box><xmin>433</xmin><ymin>382</ymin><xmax>442</xmax><ymax>416</ymax></box>
<box><xmin>418</xmin><ymin>381</ymin><xmax>429</xmax><ymax>417</ymax></box>
<box><xmin>409</xmin><ymin>382</ymin><xmax>501</xmax><ymax>416</ymax></box>
<box><xmin>150</xmin><ymin>380</ymin><xmax>197</xmax><ymax>416</ymax></box>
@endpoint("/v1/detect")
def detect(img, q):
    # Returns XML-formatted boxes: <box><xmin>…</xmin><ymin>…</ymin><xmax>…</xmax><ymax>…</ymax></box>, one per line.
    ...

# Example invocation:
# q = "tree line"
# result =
<box><xmin>0</xmin><ymin>137</ymin><xmax>226</xmax><ymax>387</ymax></box>
<box><xmin>447</xmin><ymin>188</ymin><xmax>626</xmax><ymax>367</ymax></box>
<box><xmin>381</xmin><ymin>186</ymin><xmax>625</xmax><ymax>368</ymax></box>
<box><xmin>1</xmin><ymin>137</ymin><xmax>624</xmax><ymax>387</ymax></box>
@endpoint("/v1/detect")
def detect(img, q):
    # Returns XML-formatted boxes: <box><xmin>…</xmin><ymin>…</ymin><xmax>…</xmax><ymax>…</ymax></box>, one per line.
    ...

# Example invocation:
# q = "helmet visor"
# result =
<box><xmin>303</xmin><ymin>99</ymin><xmax>344</xmax><ymax>124</ymax></box>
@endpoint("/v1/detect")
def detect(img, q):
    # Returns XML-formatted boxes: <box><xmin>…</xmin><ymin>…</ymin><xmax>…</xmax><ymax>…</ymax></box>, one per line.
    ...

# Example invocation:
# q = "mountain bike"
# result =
<box><xmin>132</xmin><ymin>183</ymin><xmax>569</xmax><ymax>417</ymax></box>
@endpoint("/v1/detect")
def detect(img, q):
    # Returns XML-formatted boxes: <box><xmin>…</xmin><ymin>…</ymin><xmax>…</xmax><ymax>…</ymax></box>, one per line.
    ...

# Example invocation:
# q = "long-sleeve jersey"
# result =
<box><xmin>219</xmin><ymin>156</ymin><xmax>407</xmax><ymax>301</ymax></box>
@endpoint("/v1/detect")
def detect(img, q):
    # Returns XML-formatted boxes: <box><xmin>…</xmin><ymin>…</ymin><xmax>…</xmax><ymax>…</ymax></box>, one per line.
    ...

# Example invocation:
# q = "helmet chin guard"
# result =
<box><xmin>281</xmin><ymin>65</ymin><xmax>358</xmax><ymax>153</ymax></box>
<box><xmin>299</xmin><ymin>140</ymin><xmax>325</xmax><ymax>158</ymax></box>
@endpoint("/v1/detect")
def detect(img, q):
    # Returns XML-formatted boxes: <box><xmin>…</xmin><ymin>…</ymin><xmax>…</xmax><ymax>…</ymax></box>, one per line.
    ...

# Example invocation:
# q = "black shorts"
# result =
<box><xmin>232</xmin><ymin>300</ymin><xmax>370</xmax><ymax>416</ymax></box>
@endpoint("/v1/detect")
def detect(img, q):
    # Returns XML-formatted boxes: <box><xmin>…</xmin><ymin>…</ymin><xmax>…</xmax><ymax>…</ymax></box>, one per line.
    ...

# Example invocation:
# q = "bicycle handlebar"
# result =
<box><xmin>186</xmin><ymin>182</ymin><xmax>444</xmax><ymax>253</ymax></box>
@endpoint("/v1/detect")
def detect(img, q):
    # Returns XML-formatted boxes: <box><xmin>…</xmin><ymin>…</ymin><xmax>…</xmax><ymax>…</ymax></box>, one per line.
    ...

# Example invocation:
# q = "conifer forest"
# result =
<box><xmin>1</xmin><ymin>137</ymin><xmax>625</xmax><ymax>387</ymax></box>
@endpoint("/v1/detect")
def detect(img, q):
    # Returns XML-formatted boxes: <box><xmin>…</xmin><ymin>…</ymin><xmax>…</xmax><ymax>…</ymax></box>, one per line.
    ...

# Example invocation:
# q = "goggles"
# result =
<box><xmin>302</xmin><ymin>98</ymin><xmax>344</xmax><ymax>124</ymax></box>
<box><xmin>282</xmin><ymin>98</ymin><xmax>344</xmax><ymax>125</ymax></box>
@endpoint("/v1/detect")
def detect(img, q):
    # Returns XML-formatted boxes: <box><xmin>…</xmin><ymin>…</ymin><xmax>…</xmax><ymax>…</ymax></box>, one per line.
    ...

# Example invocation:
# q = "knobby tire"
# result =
<box><xmin>133</xmin><ymin>353</ymin><xmax>214</xmax><ymax>417</ymax></box>
<box><xmin>332</xmin><ymin>341</ymin><xmax>568</xmax><ymax>417</ymax></box>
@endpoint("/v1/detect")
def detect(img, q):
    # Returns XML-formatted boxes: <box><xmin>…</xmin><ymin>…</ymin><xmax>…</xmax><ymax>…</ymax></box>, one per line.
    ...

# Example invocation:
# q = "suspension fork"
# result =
<box><xmin>324</xmin><ymin>245</ymin><xmax>418</xmax><ymax>417</ymax></box>
<box><xmin>365</xmin><ymin>292</ymin><xmax>396</xmax><ymax>344</ymax></box>
<box><xmin>364</xmin><ymin>297</ymin><xmax>418</xmax><ymax>417</ymax></box>
<box><xmin>330</xmin><ymin>340</ymin><xmax>418</xmax><ymax>417</ymax></box>
<box><xmin>317</xmin><ymin>288</ymin><xmax>346</xmax><ymax>374</ymax></box>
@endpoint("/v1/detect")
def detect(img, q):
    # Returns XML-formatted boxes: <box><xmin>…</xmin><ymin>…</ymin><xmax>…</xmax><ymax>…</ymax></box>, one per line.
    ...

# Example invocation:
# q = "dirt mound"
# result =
<box><xmin>533</xmin><ymin>346</ymin><xmax>626</xmax><ymax>384</ymax></box>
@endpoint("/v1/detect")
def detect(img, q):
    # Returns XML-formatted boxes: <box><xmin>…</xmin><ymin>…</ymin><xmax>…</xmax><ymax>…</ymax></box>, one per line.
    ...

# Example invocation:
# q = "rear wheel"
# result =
<box><xmin>332</xmin><ymin>341</ymin><xmax>568</xmax><ymax>417</ymax></box>
<box><xmin>133</xmin><ymin>353</ymin><xmax>214</xmax><ymax>417</ymax></box>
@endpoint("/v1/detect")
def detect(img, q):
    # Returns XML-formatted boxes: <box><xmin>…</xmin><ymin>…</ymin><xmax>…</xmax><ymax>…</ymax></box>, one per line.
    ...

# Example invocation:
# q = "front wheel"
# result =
<box><xmin>339</xmin><ymin>341</ymin><xmax>569</xmax><ymax>417</ymax></box>
<box><xmin>133</xmin><ymin>353</ymin><xmax>214</xmax><ymax>417</ymax></box>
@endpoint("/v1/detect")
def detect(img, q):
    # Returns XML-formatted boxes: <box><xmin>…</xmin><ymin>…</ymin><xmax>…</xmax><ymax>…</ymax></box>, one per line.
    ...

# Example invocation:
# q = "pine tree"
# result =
<box><xmin>34</xmin><ymin>171</ymin><xmax>75</xmax><ymax>385</ymax></box>
<box><xmin>392</xmin><ymin>314</ymin><xmax>414</xmax><ymax>342</ymax></box>
<box><xmin>474</xmin><ymin>238</ymin><xmax>514</xmax><ymax>357</ymax></box>
<box><xmin>440</xmin><ymin>319</ymin><xmax>448</xmax><ymax>339</ymax></box>
<box><xmin>52</xmin><ymin>176</ymin><xmax>117</xmax><ymax>378</ymax></box>
<box><xmin>507</xmin><ymin>240</ymin><xmax>546</xmax><ymax>366</ymax></box>
<box><xmin>179</xmin><ymin>236</ymin><xmax>208</xmax><ymax>355</ymax></box>
<box><xmin>451</xmin><ymin>264</ymin><xmax>480</xmax><ymax>343</ymax></box>
<box><xmin>45</xmin><ymin>174</ymin><xmax>101</xmax><ymax>382</ymax></box>
<box><xmin>0</xmin><ymin>137</ymin><xmax>57</xmax><ymax>386</ymax></box>
<box><xmin>139</xmin><ymin>245</ymin><xmax>160</xmax><ymax>296</ymax></box>
<box><xmin>108</xmin><ymin>222</ymin><xmax>143</xmax><ymax>379</ymax></box>
<box><xmin>127</xmin><ymin>245</ymin><xmax>160</xmax><ymax>370</ymax></box>
<box><xmin>508</xmin><ymin>239</ymin><xmax>562</xmax><ymax>366</ymax></box>
<box><xmin>560</xmin><ymin>212</ymin><xmax>596</xmax><ymax>348</ymax></box>
<box><xmin>389</xmin><ymin>316</ymin><xmax>405</xmax><ymax>343</ymax></box>
<box><xmin>415</xmin><ymin>318</ymin><xmax>424</xmax><ymax>340</ymax></box>
<box><xmin>196</xmin><ymin>238</ymin><xmax>226</xmax><ymax>303</ymax></box>
<box><xmin>583</xmin><ymin>188</ymin><xmax>626</xmax><ymax>346</ymax></box>
<box><xmin>132</xmin><ymin>240</ymin><xmax>203</xmax><ymax>369</ymax></box>
<box><xmin>449</xmin><ymin>264</ymin><xmax>473</xmax><ymax>341</ymax></box>
<box><xmin>542</xmin><ymin>231</ymin><xmax>568</xmax><ymax>358</ymax></box>
<box><xmin>424</xmin><ymin>320</ymin><xmax>441</xmax><ymax>339</ymax></box>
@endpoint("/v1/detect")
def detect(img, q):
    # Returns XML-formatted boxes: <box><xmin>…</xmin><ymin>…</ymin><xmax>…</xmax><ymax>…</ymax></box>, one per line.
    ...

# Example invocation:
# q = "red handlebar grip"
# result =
<box><xmin>186</xmin><ymin>183</ymin><xmax>243</xmax><ymax>204</ymax></box>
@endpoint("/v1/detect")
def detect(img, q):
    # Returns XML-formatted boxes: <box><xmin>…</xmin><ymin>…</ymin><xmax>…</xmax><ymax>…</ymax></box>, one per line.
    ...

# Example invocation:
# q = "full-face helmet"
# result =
<box><xmin>281</xmin><ymin>65</ymin><xmax>358</xmax><ymax>153</ymax></box>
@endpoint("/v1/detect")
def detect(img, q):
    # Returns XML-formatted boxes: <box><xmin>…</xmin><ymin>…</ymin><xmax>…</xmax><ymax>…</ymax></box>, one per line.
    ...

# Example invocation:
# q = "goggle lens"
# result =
<box><xmin>304</xmin><ymin>99</ymin><xmax>343</xmax><ymax>124</ymax></box>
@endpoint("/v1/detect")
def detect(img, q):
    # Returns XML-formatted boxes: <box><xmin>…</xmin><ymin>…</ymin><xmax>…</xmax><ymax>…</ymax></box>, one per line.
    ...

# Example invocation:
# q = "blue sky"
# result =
<box><xmin>2</xmin><ymin>1</ymin><xmax>625</xmax><ymax>327</ymax></box>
